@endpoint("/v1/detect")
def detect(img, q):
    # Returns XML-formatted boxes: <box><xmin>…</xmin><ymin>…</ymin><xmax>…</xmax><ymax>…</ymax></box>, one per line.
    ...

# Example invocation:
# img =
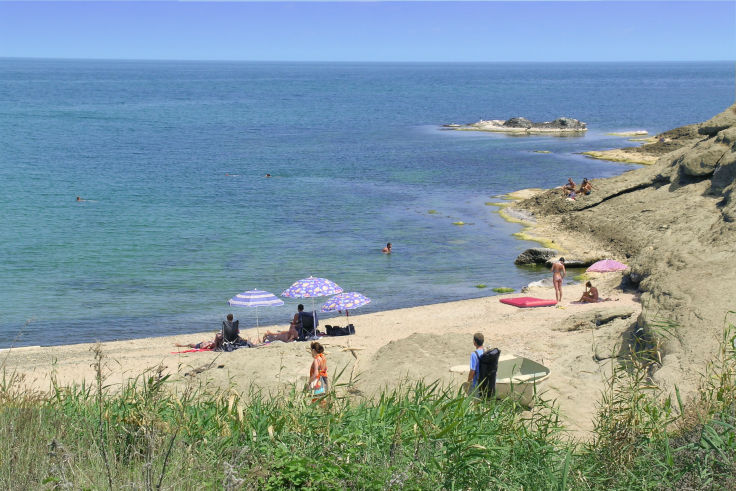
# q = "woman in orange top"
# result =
<box><xmin>309</xmin><ymin>341</ymin><xmax>328</xmax><ymax>397</ymax></box>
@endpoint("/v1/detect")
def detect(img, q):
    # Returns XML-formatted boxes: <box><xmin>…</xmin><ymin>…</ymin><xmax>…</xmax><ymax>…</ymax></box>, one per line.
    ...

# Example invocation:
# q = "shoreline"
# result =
<box><xmin>2</xmin><ymin>283</ymin><xmax>640</xmax><ymax>436</ymax></box>
<box><xmin>2</xmin><ymin>181</ymin><xmax>645</xmax><ymax>436</ymax></box>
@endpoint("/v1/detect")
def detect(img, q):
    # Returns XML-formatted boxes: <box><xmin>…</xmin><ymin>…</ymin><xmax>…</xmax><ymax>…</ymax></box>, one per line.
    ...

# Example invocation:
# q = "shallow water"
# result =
<box><xmin>0</xmin><ymin>59</ymin><xmax>732</xmax><ymax>347</ymax></box>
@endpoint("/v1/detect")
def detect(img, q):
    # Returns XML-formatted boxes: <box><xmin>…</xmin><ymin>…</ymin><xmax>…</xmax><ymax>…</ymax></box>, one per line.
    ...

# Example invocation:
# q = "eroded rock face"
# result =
<box><xmin>514</xmin><ymin>247</ymin><xmax>558</xmax><ymax>265</ymax></box>
<box><xmin>548</xmin><ymin>117</ymin><xmax>585</xmax><ymax>129</ymax></box>
<box><xmin>512</xmin><ymin>103</ymin><xmax>736</xmax><ymax>397</ymax></box>
<box><xmin>698</xmin><ymin>104</ymin><xmax>736</xmax><ymax>136</ymax></box>
<box><xmin>676</xmin><ymin>139</ymin><xmax>729</xmax><ymax>177</ymax></box>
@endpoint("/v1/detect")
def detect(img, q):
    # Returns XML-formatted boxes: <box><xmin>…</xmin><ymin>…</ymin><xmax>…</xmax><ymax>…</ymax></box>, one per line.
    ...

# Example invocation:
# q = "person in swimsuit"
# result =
<box><xmin>382</xmin><ymin>242</ymin><xmax>392</xmax><ymax>254</ymax></box>
<box><xmin>578</xmin><ymin>281</ymin><xmax>599</xmax><ymax>303</ymax></box>
<box><xmin>562</xmin><ymin>178</ymin><xmax>576</xmax><ymax>195</ymax></box>
<box><xmin>262</xmin><ymin>323</ymin><xmax>298</xmax><ymax>343</ymax></box>
<box><xmin>578</xmin><ymin>178</ymin><xmax>592</xmax><ymax>195</ymax></box>
<box><xmin>309</xmin><ymin>341</ymin><xmax>328</xmax><ymax>403</ymax></box>
<box><xmin>551</xmin><ymin>257</ymin><xmax>566</xmax><ymax>302</ymax></box>
<box><xmin>175</xmin><ymin>332</ymin><xmax>223</xmax><ymax>350</ymax></box>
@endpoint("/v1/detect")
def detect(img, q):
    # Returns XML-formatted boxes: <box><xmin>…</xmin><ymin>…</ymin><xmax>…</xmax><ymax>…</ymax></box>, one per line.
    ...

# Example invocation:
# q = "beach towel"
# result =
<box><xmin>500</xmin><ymin>297</ymin><xmax>557</xmax><ymax>308</ymax></box>
<box><xmin>172</xmin><ymin>348</ymin><xmax>215</xmax><ymax>354</ymax></box>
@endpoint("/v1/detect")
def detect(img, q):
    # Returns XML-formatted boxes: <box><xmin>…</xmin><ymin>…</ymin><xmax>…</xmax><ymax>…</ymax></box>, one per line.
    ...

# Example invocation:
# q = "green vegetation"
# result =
<box><xmin>427</xmin><ymin>210</ymin><xmax>438</xmax><ymax>214</ymax></box>
<box><xmin>1</xmin><ymin>318</ymin><xmax>735</xmax><ymax>489</ymax></box>
<box><xmin>573</xmin><ymin>273</ymin><xmax>590</xmax><ymax>282</ymax></box>
<box><xmin>475</xmin><ymin>284</ymin><xmax>487</xmax><ymax>289</ymax></box>
<box><xmin>492</xmin><ymin>287</ymin><xmax>515</xmax><ymax>293</ymax></box>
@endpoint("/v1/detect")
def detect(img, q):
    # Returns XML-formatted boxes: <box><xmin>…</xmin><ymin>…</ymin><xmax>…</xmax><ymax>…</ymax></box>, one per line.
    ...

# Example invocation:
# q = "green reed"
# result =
<box><xmin>0</xmin><ymin>316</ymin><xmax>734</xmax><ymax>489</ymax></box>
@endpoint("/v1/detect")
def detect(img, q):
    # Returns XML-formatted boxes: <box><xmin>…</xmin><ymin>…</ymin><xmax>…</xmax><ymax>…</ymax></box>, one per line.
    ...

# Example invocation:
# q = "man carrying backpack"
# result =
<box><xmin>467</xmin><ymin>332</ymin><xmax>486</xmax><ymax>391</ymax></box>
<box><xmin>467</xmin><ymin>332</ymin><xmax>500</xmax><ymax>398</ymax></box>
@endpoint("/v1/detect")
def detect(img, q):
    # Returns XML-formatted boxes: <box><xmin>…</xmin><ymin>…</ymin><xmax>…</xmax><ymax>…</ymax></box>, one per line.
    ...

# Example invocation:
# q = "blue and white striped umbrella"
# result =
<box><xmin>228</xmin><ymin>289</ymin><xmax>284</xmax><ymax>308</ymax></box>
<box><xmin>228</xmin><ymin>289</ymin><xmax>284</xmax><ymax>335</ymax></box>
<box><xmin>281</xmin><ymin>276</ymin><xmax>343</xmax><ymax>298</ymax></box>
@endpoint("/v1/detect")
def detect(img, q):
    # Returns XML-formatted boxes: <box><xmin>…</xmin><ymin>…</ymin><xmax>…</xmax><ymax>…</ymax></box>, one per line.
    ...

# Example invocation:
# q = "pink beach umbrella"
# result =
<box><xmin>586</xmin><ymin>259</ymin><xmax>628</xmax><ymax>273</ymax></box>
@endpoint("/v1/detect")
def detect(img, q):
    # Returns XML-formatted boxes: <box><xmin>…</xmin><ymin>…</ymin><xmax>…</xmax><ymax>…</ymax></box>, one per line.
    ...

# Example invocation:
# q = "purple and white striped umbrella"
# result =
<box><xmin>281</xmin><ymin>276</ymin><xmax>343</xmax><ymax>298</ymax></box>
<box><xmin>228</xmin><ymin>289</ymin><xmax>284</xmax><ymax>334</ymax></box>
<box><xmin>228</xmin><ymin>289</ymin><xmax>284</xmax><ymax>308</ymax></box>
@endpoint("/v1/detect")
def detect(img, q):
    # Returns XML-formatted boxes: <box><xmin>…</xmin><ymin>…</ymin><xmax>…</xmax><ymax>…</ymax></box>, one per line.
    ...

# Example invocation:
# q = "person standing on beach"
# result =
<box><xmin>467</xmin><ymin>332</ymin><xmax>485</xmax><ymax>391</ymax></box>
<box><xmin>309</xmin><ymin>341</ymin><xmax>328</xmax><ymax>404</ymax></box>
<box><xmin>551</xmin><ymin>258</ymin><xmax>566</xmax><ymax>302</ymax></box>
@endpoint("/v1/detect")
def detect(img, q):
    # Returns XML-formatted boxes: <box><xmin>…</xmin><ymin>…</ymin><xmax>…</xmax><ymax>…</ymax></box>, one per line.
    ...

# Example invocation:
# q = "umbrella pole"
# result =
<box><xmin>255</xmin><ymin>308</ymin><xmax>260</xmax><ymax>342</ymax></box>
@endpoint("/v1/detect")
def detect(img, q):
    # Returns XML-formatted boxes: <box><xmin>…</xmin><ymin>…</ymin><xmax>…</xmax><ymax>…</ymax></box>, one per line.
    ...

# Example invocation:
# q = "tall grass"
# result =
<box><xmin>0</xmin><ymin>316</ymin><xmax>734</xmax><ymax>489</ymax></box>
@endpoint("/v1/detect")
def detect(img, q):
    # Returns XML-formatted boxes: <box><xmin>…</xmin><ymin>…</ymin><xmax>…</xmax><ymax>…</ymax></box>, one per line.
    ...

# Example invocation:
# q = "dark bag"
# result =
<box><xmin>475</xmin><ymin>348</ymin><xmax>500</xmax><ymax>398</ymax></box>
<box><xmin>325</xmin><ymin>324</ymin><xmax>355</xmax><ymax>336</ymax></box>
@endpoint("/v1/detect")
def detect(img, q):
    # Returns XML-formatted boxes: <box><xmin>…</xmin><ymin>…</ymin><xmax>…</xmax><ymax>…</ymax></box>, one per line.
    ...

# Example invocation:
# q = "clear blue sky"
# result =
<box><xmin>0</xmin><ymin>1</ymin><xmax>733</xmax><ymax>62</ymax></box>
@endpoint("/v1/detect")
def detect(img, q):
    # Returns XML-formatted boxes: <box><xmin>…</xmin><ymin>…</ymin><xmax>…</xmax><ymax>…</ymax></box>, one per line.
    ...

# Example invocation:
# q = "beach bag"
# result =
<box><xmin>326</xmin><ymin>324</ymin><xmax>355</xmax><ymax>336</ymax></box>
<box><xmin>475</xmin><ymin>348</ymin><xmax>500</xmax><ymax>398</ymax></box>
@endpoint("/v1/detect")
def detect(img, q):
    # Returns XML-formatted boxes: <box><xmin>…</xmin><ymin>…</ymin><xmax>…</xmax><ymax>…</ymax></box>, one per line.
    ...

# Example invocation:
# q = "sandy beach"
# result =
<box><xmin>2</xmin><ymin>268</ymin><xmax>638</xmax><ymax>436</ymax></box>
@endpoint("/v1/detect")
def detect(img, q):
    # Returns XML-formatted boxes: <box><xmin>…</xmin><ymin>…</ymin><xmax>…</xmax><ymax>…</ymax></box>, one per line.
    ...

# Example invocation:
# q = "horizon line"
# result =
<box><xmin>1</xmin><ymin>56</ymin><xmax>734</xmax><ymax>64</ymax></box>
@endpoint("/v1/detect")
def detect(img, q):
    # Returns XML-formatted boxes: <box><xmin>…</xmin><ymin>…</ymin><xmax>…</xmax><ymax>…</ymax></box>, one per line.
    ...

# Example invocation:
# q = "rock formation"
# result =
<box><xmin>445</xmin><ymin>117</ymin><xmax>587</xmax><ymax>134</ymax></box>
<box><xmin>513</xmin><ymin>103</ymin><xmax>736</xmax><ymax>396</ymax></box>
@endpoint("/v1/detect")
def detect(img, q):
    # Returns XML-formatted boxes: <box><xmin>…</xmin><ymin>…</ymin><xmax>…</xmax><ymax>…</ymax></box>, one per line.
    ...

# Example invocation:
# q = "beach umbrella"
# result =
<box><xmin>321</xmin><ymin>291</ymin><xmax>371</xmax><ymax>325</ymax></box>
<box><xmin>586</xmin><ymin>259</ymin><xmax>628</xmax><ymax>273</ymax></box>
<box><xmin>228</xmin><ymin>289</ymin><xmax>284</xmax><ymax>338</ymax></box>
<box><xmin>282</xmin><ymin>276</ymin><xmax>343</xmax><ymax>312</ymax></box>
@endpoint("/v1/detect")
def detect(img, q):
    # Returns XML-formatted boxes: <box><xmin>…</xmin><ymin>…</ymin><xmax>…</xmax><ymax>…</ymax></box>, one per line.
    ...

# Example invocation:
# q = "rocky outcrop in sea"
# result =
<box><xmin>445</xmin><ymin>117</ymin><xmax>587</xmax><ymax>134</ymax></box>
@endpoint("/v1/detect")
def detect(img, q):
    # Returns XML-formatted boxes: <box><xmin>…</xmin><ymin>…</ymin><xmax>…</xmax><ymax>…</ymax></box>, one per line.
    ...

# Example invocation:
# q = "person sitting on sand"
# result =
<box><xmin>262</xmin><ymin>323</ymin><xmax>299</xmax><ymax>343</ymax></box>
<box><xmin>382</xmin><ymin>242</ymin><xmax>392</xmax><ymax>254</ymax></box>
<box><xmin>578</xmin><ymin>281</ymin><xmax>599</xmax><ymax>303</ymax></box>
<box><xmin>576</xmin><ymin>281</ymin><xmax>616</xmax><ymax>303</ymax></box>
<box><xmin>562</xmin><ymin>177</ymin><xmax>576</xmax><ymax>193</ymax></box>
<box><xmin>222</xmin><ymin>313</ymin><xmax>242</xmax><ymax>344</ymax></box>
<box><xmin>175</xmin><ymin>332</ymin><xmax>223</xmax><ymax>350</ymax></box>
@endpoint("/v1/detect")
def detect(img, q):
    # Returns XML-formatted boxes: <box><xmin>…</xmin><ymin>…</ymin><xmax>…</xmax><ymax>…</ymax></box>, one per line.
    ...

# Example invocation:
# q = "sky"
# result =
<box><xmin>0</xmin><ymin>1</ymin><xmax>734</xmax><ymax>62</ymax></box>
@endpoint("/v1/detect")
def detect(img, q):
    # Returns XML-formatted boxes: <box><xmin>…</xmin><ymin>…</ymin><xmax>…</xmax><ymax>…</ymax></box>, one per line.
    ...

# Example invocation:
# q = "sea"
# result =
<box><xmin>0</xmin><ymin>59</ymin><xmax>733</xmax><ymax>348</ymax></box>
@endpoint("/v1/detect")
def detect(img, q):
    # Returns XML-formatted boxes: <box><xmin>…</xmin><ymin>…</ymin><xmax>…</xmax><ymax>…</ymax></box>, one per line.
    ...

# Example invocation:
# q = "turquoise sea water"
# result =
<box><xmin>0</xmin><ymin>59</ymin><xmax>733</xmax><ymax>348</ymax></box>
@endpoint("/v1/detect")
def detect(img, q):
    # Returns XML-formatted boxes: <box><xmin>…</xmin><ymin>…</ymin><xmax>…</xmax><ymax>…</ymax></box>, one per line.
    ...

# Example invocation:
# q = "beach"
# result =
<box><xmin>3</xmin><ymin>269</ymin><xmax>638</xmax><ymax>436</ymax></box>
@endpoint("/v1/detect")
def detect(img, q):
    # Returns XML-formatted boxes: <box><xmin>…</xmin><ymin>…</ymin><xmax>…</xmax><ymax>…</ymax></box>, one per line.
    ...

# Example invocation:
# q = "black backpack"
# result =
<box><xmin>474</xmin><ymin>348</ymin><xmax>500</xmax><ymax>398</ymax></box>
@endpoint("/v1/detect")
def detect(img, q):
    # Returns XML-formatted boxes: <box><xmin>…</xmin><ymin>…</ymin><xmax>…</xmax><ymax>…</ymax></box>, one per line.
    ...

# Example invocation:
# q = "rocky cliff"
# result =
<box><xmin>514</xmin><ymin>104</ymin><xmax>736</xmax><ymax>395</ymax></box>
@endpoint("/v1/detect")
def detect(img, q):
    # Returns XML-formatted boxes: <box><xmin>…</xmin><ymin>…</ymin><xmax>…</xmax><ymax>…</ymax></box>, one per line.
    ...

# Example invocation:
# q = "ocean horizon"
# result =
<box><xmin>1</xmin><ymin>59</ymin><xmax>733</xmax><ymax>348</ymax></box>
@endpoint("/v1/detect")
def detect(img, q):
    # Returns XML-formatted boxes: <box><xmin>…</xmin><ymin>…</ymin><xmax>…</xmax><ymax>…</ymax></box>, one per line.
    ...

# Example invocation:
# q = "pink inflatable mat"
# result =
<box><xmin>499</xmin><ymin>297</ymin><xmax>557</xmax><ymax>308</ymax></box>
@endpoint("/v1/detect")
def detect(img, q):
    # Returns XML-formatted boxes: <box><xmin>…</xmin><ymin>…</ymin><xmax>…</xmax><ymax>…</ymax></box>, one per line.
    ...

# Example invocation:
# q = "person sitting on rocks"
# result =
<box><xmin>578</xmin><ymin>178</ymin><xmax>592</xmax><ymax>195</ymax></box>
<box><xmin>562</xmin><ymin>177</ymin><xmax>576</xmax><ymax>193</ymax></box>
